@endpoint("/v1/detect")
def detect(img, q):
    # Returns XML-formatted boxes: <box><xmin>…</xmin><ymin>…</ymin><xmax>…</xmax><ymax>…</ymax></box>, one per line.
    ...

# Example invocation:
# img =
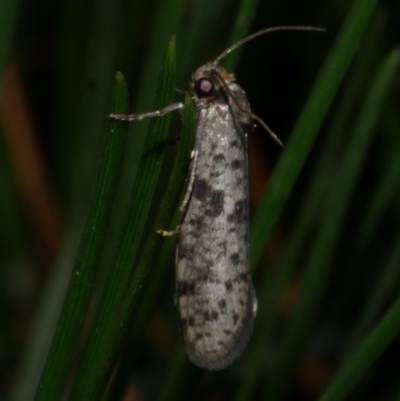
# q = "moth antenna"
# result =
<box><xmin>211</xmin><ymin>69</ymin><xmax>284</xmax><ymax>147</ymax></box>
<box><xmin>250</xmin><ymin>113</ymin><xmax>284</xmax><ymax>147</ymax></box>
<box><xmin>214</xmin><ymin>26</ymin><xmax>325</xmax><ymax>64</ymax></box>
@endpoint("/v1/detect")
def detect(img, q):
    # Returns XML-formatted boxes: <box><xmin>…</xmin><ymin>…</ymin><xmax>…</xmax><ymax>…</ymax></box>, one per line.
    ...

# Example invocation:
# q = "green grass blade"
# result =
<box><xmin>158</xmin><ymin>344</ymin><xmax>196</xmax><ymax>401</ymax></box>
<box><xmin>342</xmin><ymin>231</ymin><xmax>400</xmax><ymax>359</ymax></box>
<box><xmin>101</xmin><ymin>0</ymin><xmax>186</xmax><ymax>278</ymax></box>
<box><xmin>250</xmin><ymin>0</ymin><xmax>380</xmax><ymax>269</ymax></box>
<box><xmin>233</xmin><ymin>269</ymin><xmax>282</xmax><ymax>401</ymax></box>
<box><xmin>122</xmin><ymin>0</ymin><xmax>186</xmax><ymax>171</ymax></box>
<box><xmin>234</xmin><ymin>11</ymin><xmax>387</xmax><ymax>399</ymax></box>
<box><xmin>12</xmin><ymin>237</ymin><xmax>79</xmax><ymax>401</ymax></box>
<box><xmin>104</xmin><ymin>222</ymin><xmax>179</xmax><ymax>400</ymax></box>
<box><xmin>128</xmin><ymin>211</ymin><xmax>182</xmax><ymax>345</ymax></box>
<box><xmin>68</xmin><ymin>39</ymin><xmax>177</xmax><ymax>401</ymax></box>
<box><xmin>104</xmin><ymin>208</ymin><xmax>184</xmax><ymax>401</ymax></box>
<box><xmin>0</xmin><ymin>128</ymin><xmax>23</xmax><ymax>256</ymax></box>
<box><xmin>33</xmin><ymin>72</ymin><xmax>130</xmax><ymax>401</ymax></box>
<box><xmin>101</xmin><ymin>93</ymin><xmax>195</xmax><ymax>401</ymax></box>
<box><xmin>178</xmin><ymin>0</ymin><xmax>260</xmax><ymax>83</ymax></box>
<box><xmin>317</xmin><ymin>10</ymin><xmax>385</xmax><ymax>176</ymax></box>
<box><xmin>352</xmin><ymin>128</ymin><xmax>400</xmax><ymax>255</ymax></box>
<box><xmin>0</xmin><ymin>131</ymin><xmax>21</xmax><ymax>389</ymax></box>
<box><xmin>222</xmin><ymin>0</ymin><xmax>260</xmax><ymax>71</ymax></box>
<box><xmin>262</xmin><ymin>48</ymin><xmax>400</xmax><ymax>401</ymax></box>
<box><xmin>69</xmin><ymin>0</ymin><xmax>123</xmax><ymax>214</ymax></box>
<box><xmin>318</xmin><ymin>293</ymin><xmax>400</xmax><ymax>401</ymax></box>
<box><xmin>55</xmin><ymin>0</ymin><xmax>88</xmax><ymax>202</ymax></box>
<box><xmin>0</xmin><ymin>0</ymin><xmax>21</xmax><ymax>76</ymax></box>
<box><xmin>116</xmin><ymin>0</ymin><xmax>150</xmax><ymax>76</ymax></box>
<box><xmin>177</xmin><ymin>0</ymin><xmax>215</xmax><ymax>82</ymax></box>
<box><xmin>131</xmin><ymin>0</ymin><xmax>185</xmax><ymax>114</ymax></box>
<box><xmin>235</xmin><ymin>16</ymin><xmax>387</xmax><ymax>400</ymax></box>
<box><xmin>126</xmin><ymin>93</ymin><xmax>195</xmax><ymax>336</ymax></box>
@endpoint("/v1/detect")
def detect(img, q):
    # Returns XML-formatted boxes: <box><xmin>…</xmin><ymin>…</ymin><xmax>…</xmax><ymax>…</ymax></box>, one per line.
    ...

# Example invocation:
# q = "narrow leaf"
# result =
<box><xmin>34</xmin><ymin>72</ymin><xmax>130</xmax><ymax>401</ymax></box>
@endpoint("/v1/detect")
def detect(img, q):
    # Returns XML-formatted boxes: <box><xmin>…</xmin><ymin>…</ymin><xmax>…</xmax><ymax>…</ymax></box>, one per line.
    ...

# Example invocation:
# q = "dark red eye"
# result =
<box><xmin>195</xmin><ymin>78</ymin><xmax>214</xmax><ymax>97</ymax></box>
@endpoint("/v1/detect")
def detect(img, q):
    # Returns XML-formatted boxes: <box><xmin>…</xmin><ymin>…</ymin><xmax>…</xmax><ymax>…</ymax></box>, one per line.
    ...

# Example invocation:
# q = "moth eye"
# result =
<box><xmin>195</xmin><ymin>78</ymin><xmax>215</xmax><ymax>97</ymax></box>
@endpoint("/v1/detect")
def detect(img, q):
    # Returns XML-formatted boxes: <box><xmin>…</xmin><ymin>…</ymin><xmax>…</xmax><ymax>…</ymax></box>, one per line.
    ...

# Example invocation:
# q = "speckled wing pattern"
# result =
<box><xmin>109</xmin><ymin>26</ymin><xmax>318</xmax><ymax>371</ymax></box>
<box><xmin>176</xmin><ymin>65</ymin><xmax>256</xmax><ymax>370</ymax></box>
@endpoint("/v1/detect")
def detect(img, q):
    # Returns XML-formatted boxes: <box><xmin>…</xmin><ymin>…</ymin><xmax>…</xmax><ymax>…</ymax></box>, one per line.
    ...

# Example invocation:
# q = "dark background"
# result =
<box><xmin>1</xmin><ymin>0</ymin><xmax>400</xmax><ymax>400</ymax></box>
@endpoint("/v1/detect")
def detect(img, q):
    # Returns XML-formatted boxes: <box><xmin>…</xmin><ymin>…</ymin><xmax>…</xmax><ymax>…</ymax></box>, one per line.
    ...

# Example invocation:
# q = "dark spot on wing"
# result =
<box><xmin>231</xmin><ymin>140</ymin><xmax>240</xmax><ymax>148</ymax></box>
<box><xmin>199</xmin><ymin>273</ymin><xmax>210</xmax><ymax>284</ymax></box>
<box><xmin>230</xmin><ymin>253</ymin><xmax>240</xmax><ymax>266</ymax></box>
<box><xmin>210</xmin><ymin>170</ymin><xmax>223</xmax><ymax>178</ymax></box>
<box><xmin>231</xmin><ymin>159</ymin><xmax>241</xmax><ymax>169</ymax></box>
<box><xmin>218</xmin><ymin>299</ymin><xmax>227</xmax><ymax>310</ymax></box>
<box><xmin>201</xmin><ymin>275</ymin><xmax>221</xmax><ymax>285</ymax></box>
<box><xmin>233</xmin><ymin>314</ymin><xmax>239</xmax><ymax>325</ymax></box>
<box><xmin>224</xmin><ymin>330</ymin><xmax>232</xmax><ymax>335</ymax></box>
<box><xmin>195</xmin><ymin>333</ymin><xmax>203</xmax><ymax>341</ymax></box>
<box><xmin>204</xmin><ymin>311</ymin><xmax>211</xmax><ymax>321</ymax></box>
<box><xmin>177</xmin><ymin>281</ymin><xmax>196</xmax><ymax>297</ymax></box>
<box><xmin>205</xmin><ymin>190</ymin><xmax>225</xmax><ymax>217</ymax></box>
<box><xmin>227</xmin><ymin>198</ymin><xmax>247</xmax><ymax>224</ymax></box>
<box><xmin>233</xmin><ymin>272</ymin><xmax>248</xmax><ymax>284</ymax></box>
<box><xmin>194</xmin><ymin>179</ymin><xmax>208</xmax><ymax>201</ymax></box>
<box><xmin>217</xmin><ymin>241</ymin><xmax>227</xmax><ymax>253</ymax></box>
<box><xmin>213</xmin><ymin>153</ymin><xmax>226</xmax><ymax>163</ymax></box>
<box><xmin>211</xmin><ymin>311</ymin><xmax>219</xmax><ymax>320</ymax></box>
<box><xmin>216</xmin><ymin>241</ymin><xmax>227</xmax><ymax>259</ymax></box>
<box><xmin>189</xmin><ymin>215</ymin><xmax>204</xmax><ymax>231</ymax></box>
<box><xmin>178</xmin><ymin>245</ymin><xmax>188</xmax><ymax>259</ymax></box>
<box><xmin>188</xmin><ymin>316</ymin><xmax>195</xmax><ymax>326</ymax></box>
<box><xmin>225</xmin><ymin>280</ymin><xmax>233</xmax><ymax>292</ymax></box>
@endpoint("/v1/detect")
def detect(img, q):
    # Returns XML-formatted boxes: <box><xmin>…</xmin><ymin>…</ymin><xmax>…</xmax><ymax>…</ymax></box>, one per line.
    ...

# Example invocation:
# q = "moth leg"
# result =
<box><xmin>157</xmin><ymin>225</ymin><xmax>181</xmax><ymax>237</ymax></box>
<box><xmin>252</xmin><ymin>294</ymin><xmax>258</xmax><ymax>317</ymax></box>
<box><xmin>174</xmin><ymin>247</ymin><xmax>179</xmax><ymax>305</ymax></box>
<box><xmin>110</xmin><ymin>102</ymin><xmax>184</xmax><ymax>121</ymax></box>
<box><xmin>180</xmin><ymin>150</ymin><xmax>199</xmax><ymax>212</ymax></box>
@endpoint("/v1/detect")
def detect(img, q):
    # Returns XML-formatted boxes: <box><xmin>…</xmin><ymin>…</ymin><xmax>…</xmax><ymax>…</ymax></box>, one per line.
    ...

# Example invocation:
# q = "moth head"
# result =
<box><xmin>190</xmin><ymin>63</ymin><xmax>235</xmax><ymax>99</ymax></box>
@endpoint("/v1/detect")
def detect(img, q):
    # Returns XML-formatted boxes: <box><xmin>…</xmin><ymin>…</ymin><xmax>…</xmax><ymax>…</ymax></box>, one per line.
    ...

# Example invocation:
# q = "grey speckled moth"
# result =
<box><xmin>111</xmin><ymin>26</ymin><xmax>323</xmax><ymax>370</ymax></box>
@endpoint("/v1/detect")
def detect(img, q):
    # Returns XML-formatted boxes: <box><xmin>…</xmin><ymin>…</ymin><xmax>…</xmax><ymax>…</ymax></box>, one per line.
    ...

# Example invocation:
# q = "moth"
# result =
<box><xmin>111</xmin><ymin>26</ymin><xmax>323</xmax><ymax>370</ymax></box>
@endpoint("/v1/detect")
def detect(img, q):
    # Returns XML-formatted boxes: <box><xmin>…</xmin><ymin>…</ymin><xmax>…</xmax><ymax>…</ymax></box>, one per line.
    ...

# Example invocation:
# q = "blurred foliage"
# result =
<box><xmin>0</xmin><ymin>0</ymin><xmax>400</xmax><ymax>400</ymax></box>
